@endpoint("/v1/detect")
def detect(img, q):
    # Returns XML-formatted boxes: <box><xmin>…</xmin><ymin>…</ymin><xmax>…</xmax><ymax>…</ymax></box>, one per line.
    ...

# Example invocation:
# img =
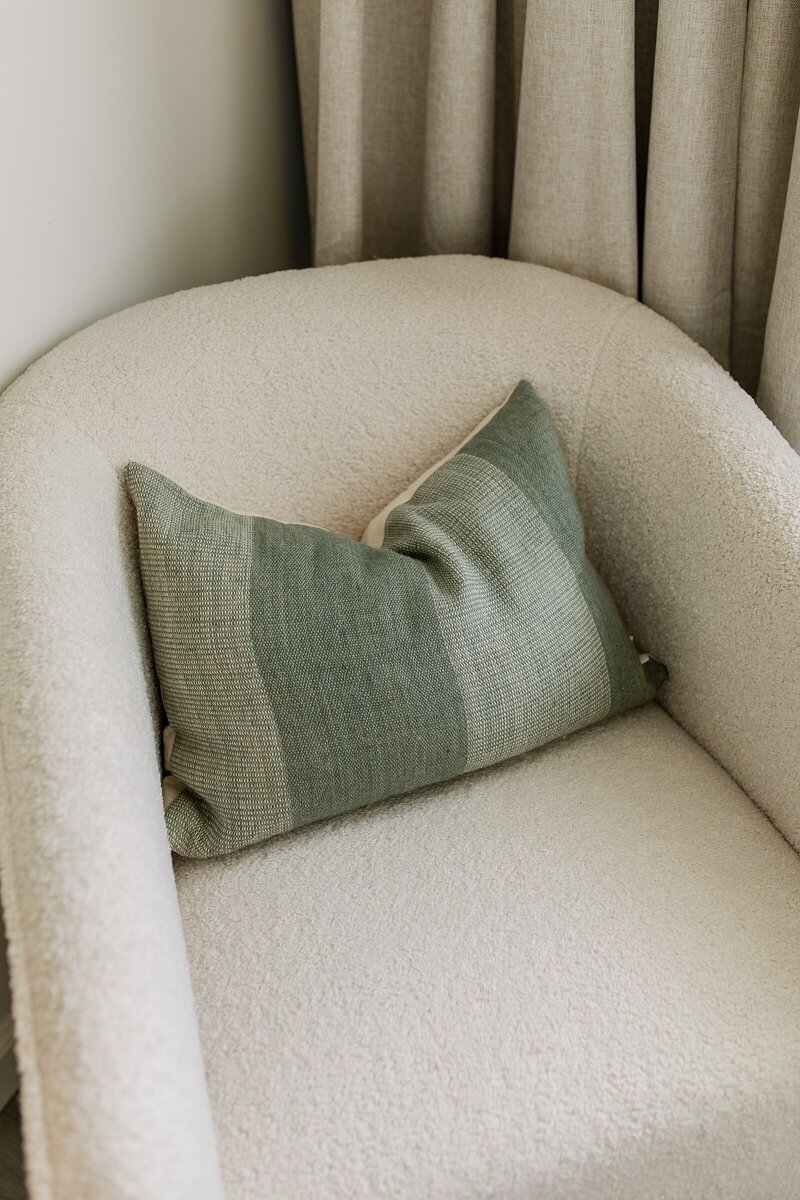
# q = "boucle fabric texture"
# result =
<box><xmin>179</xmin><ymin>704</ymin><xmax>800</xmax><ymax>1200</ymax></box>
<box><xmin>127</xmin><ymin>381</ymin><xmax>662</xmax><ymax>858</ymax></box>
<box><xmin>0</xmin><ymin>257</ymin><xmax>799</xmax><ymax>1199</ymax></box>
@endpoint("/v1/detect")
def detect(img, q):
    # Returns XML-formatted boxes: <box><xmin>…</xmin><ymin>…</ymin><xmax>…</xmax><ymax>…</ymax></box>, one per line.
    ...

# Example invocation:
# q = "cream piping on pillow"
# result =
<box><xmin>362</xmin><ymin>386</ymin><xmax>516</xmax><ymax>549</ymax></box>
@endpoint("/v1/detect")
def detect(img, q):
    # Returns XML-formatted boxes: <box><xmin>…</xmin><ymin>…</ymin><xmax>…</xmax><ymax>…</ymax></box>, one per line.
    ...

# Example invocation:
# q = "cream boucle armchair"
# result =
<box><xmin>1</xmin><ymin>257</ymin><xmax>799</xmax><ymax>1200</ymax></box>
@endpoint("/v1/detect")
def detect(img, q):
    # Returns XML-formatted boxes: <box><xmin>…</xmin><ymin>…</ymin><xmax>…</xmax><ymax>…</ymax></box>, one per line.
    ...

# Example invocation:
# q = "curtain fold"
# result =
<box><xmin>734</xmin><ymin>0</ymin><xmax>800</xmax><ymax>397</ymax></box>
<box><xmin>509</xmin><ymin>0</ymin><xmax>638</xmax><ymax>296</ymax></box>
<box><xmin>760</xmin><ymin>116</ymin><xmax>800</xmax><ymax>449</ymax></box>
<box><xmin>293</xmin><ymin>0</ymin><xmax>800</xmax><ymax>447</ymax></box>
<box><xmin>642</xmin><ymin>0</ymin><xmax>747</xmax><ymax>368</ymax></box>
<box><xmin>424</xmin><ymin>0</ymin><xmax>496</xmax><ymax>254</ymax></box>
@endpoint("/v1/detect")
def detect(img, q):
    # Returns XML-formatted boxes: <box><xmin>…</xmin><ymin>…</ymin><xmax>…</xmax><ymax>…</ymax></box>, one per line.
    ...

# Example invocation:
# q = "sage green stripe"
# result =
<box><xmin>165</xmin><ymin>785</ymin><xmax>219</xmax><ymax>858</ymax></box>
<box><xmin>466</xmin><ymin>380</ymin><xmax>657</xmax><ymax>716</ymax></box>
<box><xmin>465</xmin><ymin>379</ymin><xmax>585</xmax><ymax>571</ymax></box>
<box><xmin>249</xmin><ymin>517</ymin><xmax>469</xmax><ymax>828</ymax></box>
<box><xmin>575</xmin><ymin>558</ymin><xmax>656</xmax><ymax>716</ymax></box>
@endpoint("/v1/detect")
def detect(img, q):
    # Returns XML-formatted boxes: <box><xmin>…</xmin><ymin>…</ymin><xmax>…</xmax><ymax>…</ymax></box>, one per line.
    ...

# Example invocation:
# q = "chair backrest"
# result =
<box><xmin>4</xmin><ymin>254</ymin><xmax>800</xmax><ymax>847</ymax></box>
<box><xmin>2</xmin><ymin>256</ymin><xmax>634</xmax><ymax>534</ymax></box>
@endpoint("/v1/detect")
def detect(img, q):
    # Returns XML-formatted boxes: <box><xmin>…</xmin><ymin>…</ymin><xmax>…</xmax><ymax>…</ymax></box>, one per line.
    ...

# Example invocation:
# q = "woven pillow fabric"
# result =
<box><xmin>127</xmin><ymin>381</ymin><xmax>665</xmax><ymax>858</ymax></box>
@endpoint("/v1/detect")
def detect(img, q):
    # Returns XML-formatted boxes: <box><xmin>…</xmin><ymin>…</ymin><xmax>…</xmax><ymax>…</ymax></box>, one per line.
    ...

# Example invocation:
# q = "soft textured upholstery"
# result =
<box><xmin>179</xmin><ymin>704</ymin><xmax>800</xmax><ymax>1199</ymax></box>
<box><xmin>0</xmin><ymin>256</ymin><xmax>799</xmax><ymax>1199</ymax></box>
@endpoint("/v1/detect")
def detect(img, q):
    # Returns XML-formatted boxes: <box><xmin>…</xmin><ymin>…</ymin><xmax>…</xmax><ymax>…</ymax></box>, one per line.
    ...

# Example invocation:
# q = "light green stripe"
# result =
<box><xmin>385</xmin><ymin>452</ymin><xmax>609</xmax><ymax>771</ymax></box>
<box><xmin>128</xmin><ymin>464</ymin><xmax>291</xmax><ymax>857</ymax></box>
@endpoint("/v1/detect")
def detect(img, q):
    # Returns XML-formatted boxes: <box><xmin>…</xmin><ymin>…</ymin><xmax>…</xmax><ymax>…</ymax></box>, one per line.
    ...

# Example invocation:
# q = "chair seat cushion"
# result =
<box><xmin>175</xmin><ymin>705</ymin><xmax>800</xmax><ymax>1199</ymax></box>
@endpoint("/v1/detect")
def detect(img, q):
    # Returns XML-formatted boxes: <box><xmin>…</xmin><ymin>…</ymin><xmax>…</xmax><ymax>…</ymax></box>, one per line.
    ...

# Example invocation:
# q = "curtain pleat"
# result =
<box><xmin>293</xmin><ymin>0</ymin><xmax>365</xmax><ymax>266</ymax></box>
<box><xmin>510</xmin><ymin>0</ymin><xmax>638</xmax><ymax>296</ymax></box>
<box><xmin>733</xmin><ymin>0</ymin><xmax>800</xmax><ymax>396</ymax></box>
<box><xmin>360</xmin><ymin>2</ymin><xmax>434</xmax><ymax>258</ymax></box>
<box><xmin>634</xmin><ymin>0</ymin><xmax>660</xmax><ymax>290</ymax></box>
<box><xmin>492</xmin><ymin>0</ymin><xmax>527</xmax><ymax>254</ymax></box>
<box><xmin>759</xmin><ymin>118</ymin><xmax>800</xmax><ymax>448</ymax></box>
<box><xmin>643</xmin><ymin>0</ymin><xmax>747</xmax><ymax>368</ymax></box>
<box><xmin>423</xmin><ymin>0</ymin><xmax>496</xmax><ymax>254</ymax></box>
<box><xmin>293</xmin><ymin>0</ymin><xmax>800</xmax><ymax>447</ymax></box>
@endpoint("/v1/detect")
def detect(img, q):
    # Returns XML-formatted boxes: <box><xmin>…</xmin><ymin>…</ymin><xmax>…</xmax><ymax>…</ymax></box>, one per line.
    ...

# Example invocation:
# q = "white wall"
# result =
<box><xmin>0</xmin><ymin>0</ymin><xmax>308</xmax><ymax>1104</ymax></box>
<box><xmin>0</xmin><ymin>0</ymin><xmax>308</xmax><ymax>392</ymax></box>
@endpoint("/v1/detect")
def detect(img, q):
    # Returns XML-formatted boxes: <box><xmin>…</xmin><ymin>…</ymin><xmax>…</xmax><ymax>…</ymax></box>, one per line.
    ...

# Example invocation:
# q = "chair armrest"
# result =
<box><xmin>0</xmin><ymin>403</ymin><xmax>223</xmax><ymax>1199</ymax></box>
<box><xmin>578</xmin><ymin>302</ymin><xmax>800</xmax><ymax>850</ymax></box>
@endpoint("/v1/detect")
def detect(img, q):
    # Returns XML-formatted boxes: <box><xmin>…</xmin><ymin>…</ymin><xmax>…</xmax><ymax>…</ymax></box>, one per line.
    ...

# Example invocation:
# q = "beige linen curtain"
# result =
<box><xmin>292</xmin><ymin>0</ymin><xmax>800</xmax><ymax>449</ymax></box>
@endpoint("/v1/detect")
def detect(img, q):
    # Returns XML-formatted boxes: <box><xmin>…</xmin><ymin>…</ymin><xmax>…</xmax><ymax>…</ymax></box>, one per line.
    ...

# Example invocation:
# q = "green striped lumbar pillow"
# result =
<box><xmin>127</xmin><ymin>380</ymin><xmax>666</xmax><ymax>859</ymax></box>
